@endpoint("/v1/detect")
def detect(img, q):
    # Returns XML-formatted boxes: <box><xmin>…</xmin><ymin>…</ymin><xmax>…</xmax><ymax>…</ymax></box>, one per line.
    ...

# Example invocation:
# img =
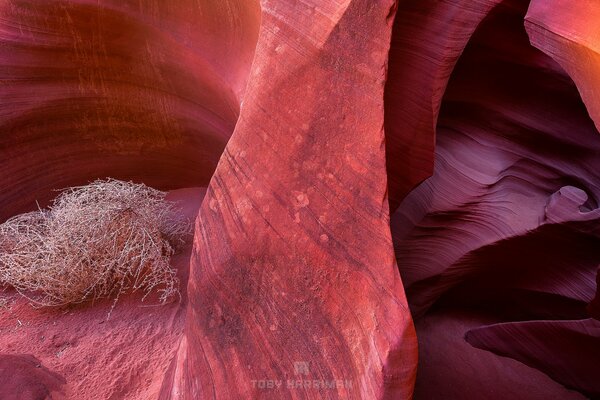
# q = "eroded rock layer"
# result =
<box><xmin>390</xmin><ymin>0</ymin><xmax>600</xmax><ymax>398</ymax></box>
<box><xmin>1</xmin><ymin>0</ymin><xmax>598</xmax><ymax>398</ymax></box>
<box><xmin>160</xmin><ymin>1</ymin><xmax>417</xmax><ymax>399</ymax></box>
<box><xmin>385</xmin><ymin>0</ymin><xmax>504</xmax><ymax>210</ymax></box>
<box><xmin>0</xmin><ymin>0</ymin><xmax>260</xmax><ymax>221</ymax></box>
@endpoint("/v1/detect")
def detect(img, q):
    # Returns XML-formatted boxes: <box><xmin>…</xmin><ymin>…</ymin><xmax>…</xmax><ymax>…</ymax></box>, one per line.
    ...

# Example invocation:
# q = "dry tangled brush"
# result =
<box><xmin>0</xmin><ymin>179</ymin><xmax>192</xmax><ymax>308</ymax></box>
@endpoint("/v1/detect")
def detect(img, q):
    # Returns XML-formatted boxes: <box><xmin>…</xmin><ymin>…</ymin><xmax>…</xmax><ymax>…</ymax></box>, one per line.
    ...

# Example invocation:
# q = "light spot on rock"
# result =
<box><xmin>236</xmin><ymin>198</ymin><xmax>252</xmax><ymax>216</ymax></box>
<box><xmin>302</xmin><ymin>160</ymin><xmax>318</xmax><ymax>171</ymax></box>
<box><xmin>293</xmin><ymin>191</ymin><xmax>309</xmax><ymax>208</ymax></box>
<box><xmin>345</xmin><ymin>153</ymin><xmax>368</xmax><ymax>174</ymax></box>
<box><xmin>370</xmin><ymin>51</ymin><xmax>384</xmax><ymax>62</ymax></box>
<box><xmin>320</xmin><ymin>234</ymin><xmax>329</xmax><ymax>243</ymax></box>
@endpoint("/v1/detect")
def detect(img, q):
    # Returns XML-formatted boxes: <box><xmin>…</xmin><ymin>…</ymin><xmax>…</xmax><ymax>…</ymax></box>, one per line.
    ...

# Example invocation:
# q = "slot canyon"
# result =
<box><xmin>0</xmin><ymin>0</ymin><xmax>598</xmax><ymax>399</ymax></box>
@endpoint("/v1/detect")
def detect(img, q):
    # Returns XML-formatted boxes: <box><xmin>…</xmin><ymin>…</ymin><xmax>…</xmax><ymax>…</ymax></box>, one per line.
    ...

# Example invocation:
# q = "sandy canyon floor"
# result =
<box><xmin>0</xmin><ymin>187</ymin><xmax>205</xmax><ymax>400</ymax></box>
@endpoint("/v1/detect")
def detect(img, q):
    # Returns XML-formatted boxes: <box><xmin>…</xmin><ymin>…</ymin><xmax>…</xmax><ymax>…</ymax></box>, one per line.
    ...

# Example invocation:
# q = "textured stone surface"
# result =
<box><xmin>0</xmin><ymin>0</ymin><xmax>259</xmax><ymax>221</ymax></box>
<box><xmin>390</xmin><ymin>0</ymin><xmax>600</xmax><ymax>398</ymax></box>
<box><xmin>159</xmin><ymin>1</ymin><xmax>417</xmax><ymax>399</ymax></box>
<box><xmin>414</xmin><ymin>310</ymin><xmax>587</xmax><ymax>400</ymax></box>
<box><xmin>590</xmin><ymin>267</ymin><xmax>600</xmax><ymax>320</ymax></box>
<box><xmin>1</xmin><ymin>0</ymin><xmax>599</xmax><ymax>399</ymax></box>
<box><xmin>0</xmin><ymin>354</ymin><xmax>66</xmax><ymax>400</ymax></box>
<box><xmin>393</xmin><ymin>0</ymin><xmax>600</xmax><ymax>317</ymax></box>
<box><xmin>526</xmin><ymin>0</ymin><xmax>600</xmax><ymax>132</ymax></box>
<box><xmin>385</xmin><ymin>0</ymin><xmax>503</xmax><ymax>210</ymax></box>
<box><xmin>466</xmin><ymin>319</ymin><xmax>600</xmax><ymax>398</ymax></box>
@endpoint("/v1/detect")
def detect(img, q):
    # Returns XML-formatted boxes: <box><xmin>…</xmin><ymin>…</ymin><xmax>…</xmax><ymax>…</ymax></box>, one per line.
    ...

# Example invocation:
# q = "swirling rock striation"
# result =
<box><xmin>525</xmin><ymin>0</ymin><xmax>600</xmax><ymax>133</ymax></box>
<box><xmin>159</xmin><ymin>1</ymin><xmax>418</xmax><ymax>399</ymax></box>
<box><xmin>0</xmin><ymin>0</ymin><xmax>260</xmax><ymax>221</ymax></box>
<box><xmin>384</xmin><ymin>0</ymin><xmax>504</xmax><ymax>210</ymax></box>
<box><xmin>390</xmin><ymin>0</ymin><xmax>600</xmax><ymax>398</ymax></box>
<box><xmin>1</xmin><ymin>0</ymin><xmax>598</xmax><ymax>398</ymax></box>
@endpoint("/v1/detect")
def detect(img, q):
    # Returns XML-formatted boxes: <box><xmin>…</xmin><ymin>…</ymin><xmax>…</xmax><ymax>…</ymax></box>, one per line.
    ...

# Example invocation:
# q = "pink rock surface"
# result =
<box><xmin>525</xmin><ymin>0</ymin><xmax>600</xmax><ymax>132</ymax></box>
<box><xmin>466</xmin><ymin>319</ymin><xmax>600</xmax><ymax>398</ymax></box>
<box><xmin>414</xmin><ymin>309</ymin><xmax>586</xmax><ymax>400</ymax></box>
<box><xmin>0</xmin><ymin>0</ymin><xmax>259</xmax><ymax>221</ymax></box>
<box><xmin>0</xmin><ymin>354</ymin><xmax>66</xmax><ymax>400</ymax></box>
<box><xmin>390</xmin><ymin>0</ymin><xmax>600</xmax><ymax>398</ymax></box>
<box><xmin>160</xmin><ymin>1</ymin><xmax>418</xmax><ymax>399</ymax></box>
<box><xmin>0</xmin><ymin>188</ymin><xmax>204</xmax><ymax>400</ymax></box>
<box><xmin>1</xmin><ymin>0</ymin><xmax>599</xmax><ymax>398</ymax></box>
<box><xmin>385</xmin><ymin>0</ymin><xmax>504</xmax><ymax>210</ymax></box>
<box><xmin>392</xmin><ymin>0</ymin><xmax>600</xmax><ymax>315</ymax></box>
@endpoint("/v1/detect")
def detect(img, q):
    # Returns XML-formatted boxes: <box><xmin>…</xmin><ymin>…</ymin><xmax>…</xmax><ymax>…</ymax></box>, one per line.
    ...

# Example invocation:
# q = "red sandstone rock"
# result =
<box><xmin>466</xmin><ymin>319</ymin><xmax>600</xmax><ymax>398</ymax></box>
<box><xmin>525</xmin><ymin>0</ymin><xmax>600</xmax><ymax>132</ymax></box>
<box><xmin>0</xmin><ymin>0</ymin><xmax>259</xmax><ymax>221</ymax></box>
<box><xmin>392</xmin><ymin>0</ymin><xmax>600</xmax><ymax>316</ymax></box>
<box><xmin>390</xmin><ymin>0</ymin><xmax>600</xmax><ymax>398</ymax></box>
<box><xmin>385</xmin><ymin>0</ymin><xmax>504</xmax><ymax>210</ymax></box>
<box><xmin>0</xmin><ymin>355</ymin><xmax>66</xmax><ymax>400</ymax></box>
<box><xmin>159</xmin><ymin>1</ymin><xmax>417</xmax><ymax>399</ymax></box>
<box><xmin>414</xmin><ymin>310</ymin><xmax>586</xmax><ymax>400</ymax></box>
<box><xmin>1</xmin><ymin>0</ymin><xmax>599</xmax><ymax>399</ymax></box>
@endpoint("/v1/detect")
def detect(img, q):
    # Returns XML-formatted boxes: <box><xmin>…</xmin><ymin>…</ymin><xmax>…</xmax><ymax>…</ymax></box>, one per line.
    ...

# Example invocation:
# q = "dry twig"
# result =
<box><xmin>0</xmin><ymin>179</ymin><xmax>191</xmax><ymax>308</ymax></box>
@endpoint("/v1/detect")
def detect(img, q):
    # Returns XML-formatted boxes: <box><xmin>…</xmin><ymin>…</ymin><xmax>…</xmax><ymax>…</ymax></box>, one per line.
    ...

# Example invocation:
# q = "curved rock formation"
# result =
<box><xmin>0</xmin><ymin>0</ymin><xmax>260</xmax><ymax>221</ymax></box>
<box><xmin>390</xmin><ymin>0</ymin><xmax>600</xmax><ymax>398</ymax></box>
<box><xmin>159</xmin><ymin>1</ymin><xmax>417</xmax><ymax>399</ymax></box>
<box><xmin>525</xmin><ymin>0</ymin><xmax>600</xmax><ymax>132</ymax></box>
<box><xmin>466</xmin><ymin>319</ymin><xmax>600</xmax><ymax>398</ymax></box>
<box><xmin>385</xmin><ymin>0</ymin><xmax>504</xmax><ymax>210</ymax></box>
<box><xmin>1</xmin><ymin>0</ymin><xmax>599</xmax><ymax>398</ymax></box>
<box><xmin>414</xmin><ymin>309</ymin><xmax>587</xmax><ymax>400</ymax></box>
<box><xmin>392</xmin><ymin>0</ymin><xmax>600</xmax><ymax>316</ymax></box>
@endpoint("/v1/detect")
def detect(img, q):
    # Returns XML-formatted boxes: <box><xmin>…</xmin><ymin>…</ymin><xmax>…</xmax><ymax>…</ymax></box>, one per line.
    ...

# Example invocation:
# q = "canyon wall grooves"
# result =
<box><xmin>1</xmin><ymin>0</ymin><xmax>599</xmax><ymax>398</ymax></box>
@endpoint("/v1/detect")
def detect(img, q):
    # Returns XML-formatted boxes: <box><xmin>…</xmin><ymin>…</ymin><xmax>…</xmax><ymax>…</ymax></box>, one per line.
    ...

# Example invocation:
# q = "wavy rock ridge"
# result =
<box><xmin>390</xmin><ymin>0</ymin><xmax>600</xmax><ymax>398</ymax></box>
<box><xmin>0</xmin><ymin>0</ymin><xmax>260</xmax><ymax>221</ymax></box>
<box><xmin>1</xmin><ymin>0</ymin><xmax>599</xmax><ymax>399</ymax></box>
<box><xmin>159</xmin><ymin>1</ymin><xmax>417</xmax><ymax>398</ymax></box>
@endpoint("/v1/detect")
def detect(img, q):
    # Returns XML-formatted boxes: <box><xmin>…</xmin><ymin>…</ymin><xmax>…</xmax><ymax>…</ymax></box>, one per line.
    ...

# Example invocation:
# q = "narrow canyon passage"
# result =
<box><xmin>389</xmin><ymin>0</ymin><xmax>600</xmax><ymax>398</ymax></box>
<box><xmin>1</xmin><ymin>0</ymin><xmax>599</xmax><ymax>398</ymax></box>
